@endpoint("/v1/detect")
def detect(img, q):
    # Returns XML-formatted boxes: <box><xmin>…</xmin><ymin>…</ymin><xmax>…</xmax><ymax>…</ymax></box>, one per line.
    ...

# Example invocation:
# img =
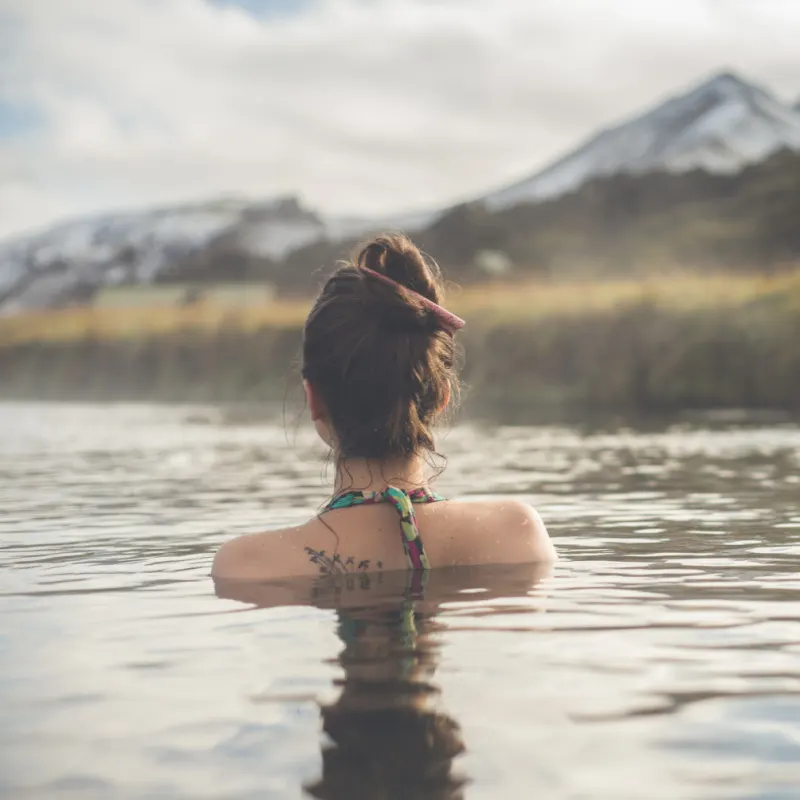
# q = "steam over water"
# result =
<box><xmin>2</xmin><ymin>403</ymin><xmax>799</xmax><ymax>799</ymax></box>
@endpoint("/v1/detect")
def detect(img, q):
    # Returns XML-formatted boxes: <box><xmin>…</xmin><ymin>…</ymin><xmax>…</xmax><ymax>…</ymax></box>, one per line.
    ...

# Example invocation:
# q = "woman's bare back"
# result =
<box><xmin>212</xmin><ymin>497</ymin><xmax>555</xmax><ymax>582</ymax></box>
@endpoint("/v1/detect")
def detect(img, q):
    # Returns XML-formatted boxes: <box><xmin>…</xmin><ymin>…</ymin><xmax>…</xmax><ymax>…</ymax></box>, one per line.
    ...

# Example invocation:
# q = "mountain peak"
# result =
<box><xmin>483</xmin><ymin>70</ymin><xmax>800</xmax><ymax>210</ymax></box>
<box><xmin>699</xmin><ymin>70</ymin><xmax>754</xmax><ymax>91</ymax></box>
<box><xmin>682</xmin><ymin>70</ymin><xmax>774</xmax><ymax>106</ymax></box>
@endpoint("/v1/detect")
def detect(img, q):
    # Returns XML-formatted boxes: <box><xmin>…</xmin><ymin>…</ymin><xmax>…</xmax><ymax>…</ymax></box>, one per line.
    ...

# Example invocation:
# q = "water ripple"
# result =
<box><xmin>2</xmin><ymin>402</ymin><xmax>800</xmax><ymax>799</ymax></box>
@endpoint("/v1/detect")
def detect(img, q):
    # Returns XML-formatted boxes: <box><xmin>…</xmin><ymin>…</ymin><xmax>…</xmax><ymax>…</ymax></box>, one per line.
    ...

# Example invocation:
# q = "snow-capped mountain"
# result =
<box><xmin>0</xmin><ymin>197</ymin><xmax>326</xmax><ymax>313</ymax></box>
<box><xmin>483</xmin><ymin>72</ymin><xmax>800</xmax><ymax>210</ymax></box>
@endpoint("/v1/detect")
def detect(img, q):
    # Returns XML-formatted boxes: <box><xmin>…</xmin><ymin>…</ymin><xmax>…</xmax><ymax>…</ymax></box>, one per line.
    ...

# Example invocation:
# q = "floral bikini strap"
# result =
<box><xmin>325</xmin><ymin>486</ymin><xmax>446</xmax><ymax>571</ymax></box>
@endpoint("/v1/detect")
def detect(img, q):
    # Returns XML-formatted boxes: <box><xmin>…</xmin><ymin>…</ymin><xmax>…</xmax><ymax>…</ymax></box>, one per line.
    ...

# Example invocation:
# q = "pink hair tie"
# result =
<box><xmin>360</xmin><ymin>267</ymin><xmax>466</xmax><ymax>334</ymax></box>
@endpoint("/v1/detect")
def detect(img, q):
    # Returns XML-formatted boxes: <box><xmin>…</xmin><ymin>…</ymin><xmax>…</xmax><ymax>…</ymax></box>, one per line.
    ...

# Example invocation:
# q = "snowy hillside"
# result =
<box><xmin>0</xmin><ymin>194</ymin><xmax>437</xmax><ymax>313</ymax></box>
<box><xmin>0</xmin><ymin>197</ymin><xmax>326</xmax><ymax>313</ymax></box>
<box><xmin>483</xmin><ymin>72</ymin><xmax>800</xmax><ymax>209</ymax></box>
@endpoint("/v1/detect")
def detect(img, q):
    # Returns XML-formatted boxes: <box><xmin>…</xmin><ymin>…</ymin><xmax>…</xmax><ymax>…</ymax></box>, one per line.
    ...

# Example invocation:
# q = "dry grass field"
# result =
<box><xmin>3</xmin><ymin>270</ymin><xmax>800</xmax><ymax>346</ymax></box>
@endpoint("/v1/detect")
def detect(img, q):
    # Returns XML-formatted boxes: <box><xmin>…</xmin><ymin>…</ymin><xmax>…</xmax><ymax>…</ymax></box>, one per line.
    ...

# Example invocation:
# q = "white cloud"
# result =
<box><xmin>1</xmin><ymin>0</ymin><xmax>799</xmax><ymax>239</ymax></box>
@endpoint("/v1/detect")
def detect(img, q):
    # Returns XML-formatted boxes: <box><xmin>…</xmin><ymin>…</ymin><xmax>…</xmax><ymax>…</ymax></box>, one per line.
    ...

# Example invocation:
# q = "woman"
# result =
<box><xmin>213</xmin><ymin>234</ymin><xmax>556</xmax><ymax>581</ymax></box>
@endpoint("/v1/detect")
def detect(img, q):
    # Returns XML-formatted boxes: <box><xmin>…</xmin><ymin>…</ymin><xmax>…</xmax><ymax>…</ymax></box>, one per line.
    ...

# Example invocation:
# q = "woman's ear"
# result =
<box><xmin>303</xmin><ymin>379</ymin><xmax>325</xmax><ymax>422</ymax></box>
<box><xmin>438</xmin><ymin>383</ymin><xmax>451</xmax><ymax>415</ymax></box>
<box><xmin>304</xmin><ymin>379</ymin><xmax>334</xmax><ymax>448</ymax></box>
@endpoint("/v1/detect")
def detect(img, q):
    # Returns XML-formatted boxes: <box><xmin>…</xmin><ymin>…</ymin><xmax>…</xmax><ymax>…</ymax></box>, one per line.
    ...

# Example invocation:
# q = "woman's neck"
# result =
<box><xmin>333</xmin><ymin>454</ymin><xmax>430</xmax><ymax>495</ymax></box>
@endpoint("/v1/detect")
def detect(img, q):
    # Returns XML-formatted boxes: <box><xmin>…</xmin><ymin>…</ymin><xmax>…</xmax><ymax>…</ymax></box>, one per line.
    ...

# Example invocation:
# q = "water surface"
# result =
<box><xmin>1</xmin><ymin>403</ymin><xmax>800</xmax><ymax>799</ymax></box>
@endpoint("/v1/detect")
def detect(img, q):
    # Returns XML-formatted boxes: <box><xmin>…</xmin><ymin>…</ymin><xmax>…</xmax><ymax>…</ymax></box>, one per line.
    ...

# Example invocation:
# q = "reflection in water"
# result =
<box><xmin>308</xmin><ymin>582</ymin><xmax>464</xmax><ymax>800</ymax></box>
<box><xmin>216</xmin><ymin>566</ymin><xmax>549</xmax><ymax>800</ymax></box>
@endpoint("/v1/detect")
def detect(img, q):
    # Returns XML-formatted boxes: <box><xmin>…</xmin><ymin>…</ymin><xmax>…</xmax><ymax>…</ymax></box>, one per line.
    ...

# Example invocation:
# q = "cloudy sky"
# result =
<box><xmin>0</xmin><ymin>0</ymin><xmax>798</xmax><ymax>239</ymax></box>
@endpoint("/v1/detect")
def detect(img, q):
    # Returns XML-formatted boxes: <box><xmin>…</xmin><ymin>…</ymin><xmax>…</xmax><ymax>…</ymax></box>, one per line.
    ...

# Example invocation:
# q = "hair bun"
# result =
<box><xmin>357</xmin><ymin>235</ymin><xmax>441</xmax><ymax>305</ymax></box>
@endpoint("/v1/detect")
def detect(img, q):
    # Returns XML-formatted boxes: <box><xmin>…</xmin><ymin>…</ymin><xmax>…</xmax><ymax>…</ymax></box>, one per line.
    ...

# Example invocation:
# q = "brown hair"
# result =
<box><xmin>302</xmin><ymin>234</ymin><xmax>460</xmax><ymax>461</ymax></box>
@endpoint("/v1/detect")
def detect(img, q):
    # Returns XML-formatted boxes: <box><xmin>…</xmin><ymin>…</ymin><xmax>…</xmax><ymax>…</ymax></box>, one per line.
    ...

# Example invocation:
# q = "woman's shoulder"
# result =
<box><xmin>440</xmin><ymin>496</ymin><xmax>543</xmax><ymax>520</ymax></box>
<box><xmin>428</xmin><ymin>497</ymin><xmax>556</xmax><ymax>565</ymax></box>
<box><xmin>211</xmin><ymin>520</ymin><xmax>320</xmax><ymax>581</ymax></box>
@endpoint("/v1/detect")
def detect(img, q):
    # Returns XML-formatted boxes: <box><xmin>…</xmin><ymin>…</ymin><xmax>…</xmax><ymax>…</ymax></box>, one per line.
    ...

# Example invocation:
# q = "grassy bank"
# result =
<box><xmin>2</xmin><ymin>272</ymin><xmax>800</xmax><ymax>413</ymax></box>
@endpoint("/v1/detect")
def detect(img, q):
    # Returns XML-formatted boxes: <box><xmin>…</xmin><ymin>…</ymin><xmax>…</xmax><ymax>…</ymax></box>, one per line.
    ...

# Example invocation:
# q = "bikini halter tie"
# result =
<box><xmin>323</xmin><ymin>485</ymin><xmax>446</xmax><ymax>570</ymax></box>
